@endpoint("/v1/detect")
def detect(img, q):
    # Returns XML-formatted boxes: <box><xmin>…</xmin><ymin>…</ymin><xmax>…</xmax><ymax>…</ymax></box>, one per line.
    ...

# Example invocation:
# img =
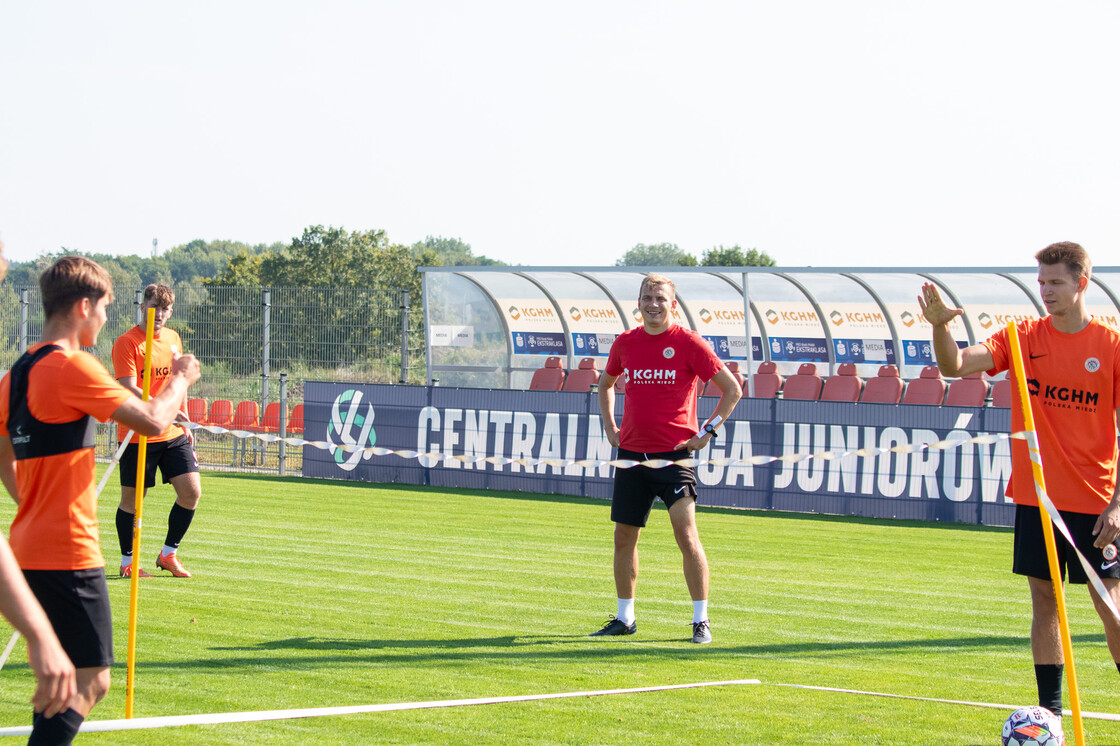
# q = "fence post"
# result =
<box><xmin>134</xmin><ymin>289</ymin><xmax>143</xmax><ymax>326</ymax></box>
<box><xmin>400</xmin><ymin>289</ymin><xmax>409</xmax><ymax>384</ymax></box>
<box><xmin>18</xmin><ymin>289</ymin><xmax>29</xmax><ymax>353</ymax></box>
<box><xmin>261</xmin><ymin>288</ymin><xmax>271</xmax><ymax>406</ymax></box>
<box><xmin>278</xmin><ymin>371</ymin><xmax>288</xmax><ymax>477</ymax></box>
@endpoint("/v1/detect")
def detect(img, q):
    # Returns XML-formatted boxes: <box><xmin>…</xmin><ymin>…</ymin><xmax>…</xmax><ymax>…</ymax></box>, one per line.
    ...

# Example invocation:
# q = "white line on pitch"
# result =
<box><xmin>773</xmin><ymin>682</ymin><xmax>1120</xmax><ymax>722</ymax></box>
<box><xmin>0</xmin><ymin>679</ymin><xmax>762</xmax><ymax>736</ymax></box>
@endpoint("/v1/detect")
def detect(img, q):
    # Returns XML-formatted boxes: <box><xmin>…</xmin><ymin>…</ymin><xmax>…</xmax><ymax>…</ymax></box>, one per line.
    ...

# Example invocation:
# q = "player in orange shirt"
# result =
<box><xmin>112</xmin><ymin>283</ymin><xmax>202</xmax><ymax>579</ymax></box>
<box><xmin>920</xmin><ymin>241</ymin><xmax>1120</xmax><ymax>720</ymax></box>
<box><xmin>0</xmin><ymin>257</ymin><xmax>201</xmax><ymax>744</ymax></box>
<box><xmin>0</xmin><ymin>241</ymin><xmax>77</xmax><ymax>724</ymax></box>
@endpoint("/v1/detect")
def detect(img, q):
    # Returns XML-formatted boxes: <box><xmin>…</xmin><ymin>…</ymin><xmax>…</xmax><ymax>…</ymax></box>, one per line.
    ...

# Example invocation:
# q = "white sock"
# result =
<box><xmin>121</xmin><ymin>555</ymin><xmax>133</xmax><ymax>567</ymax></box>
<box><xmin>693</xmin><ymin>600</ymin><xmax>708</xmax><ymax>624</ymax></box>
<box><xmin>161</xmin><ymin>545</ymin><xmax>177</xmax><ymax>557</ymax></box>
<box><xmin>617</xmin><ymin>598</ymin><xmax>636</xmax><ymax>625</ymax></box>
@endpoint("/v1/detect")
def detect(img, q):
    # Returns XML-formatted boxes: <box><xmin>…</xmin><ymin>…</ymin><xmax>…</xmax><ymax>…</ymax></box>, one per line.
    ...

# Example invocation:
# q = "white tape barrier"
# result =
<box><xmin>0</xmin><ymin>679</ymin><xmax>762</xmax><ymax>736</ymax></box>
<box><xmin>184</xmin><ymin>421</ymin><xmax>1027</xmax><ymax>471</ymax></box>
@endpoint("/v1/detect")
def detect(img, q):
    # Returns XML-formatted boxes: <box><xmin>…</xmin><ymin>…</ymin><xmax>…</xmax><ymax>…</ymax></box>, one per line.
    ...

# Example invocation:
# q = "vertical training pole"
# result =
<box><xmin>1007</xmin><ymin>321</ymin><xmax>1085</xmax><ymax>745</ymax></box>
<box><xmin>125</xmin><ymin>308</ymin><xmax>155</xmax><ymax>718</ymax></box>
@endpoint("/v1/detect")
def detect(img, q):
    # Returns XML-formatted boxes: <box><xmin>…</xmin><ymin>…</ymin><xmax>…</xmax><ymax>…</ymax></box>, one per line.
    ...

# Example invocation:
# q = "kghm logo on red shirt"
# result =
<box><xmin>626</xmin><ymin>368</ymin><xmax>678</xmax><ymax>382</ymax></box>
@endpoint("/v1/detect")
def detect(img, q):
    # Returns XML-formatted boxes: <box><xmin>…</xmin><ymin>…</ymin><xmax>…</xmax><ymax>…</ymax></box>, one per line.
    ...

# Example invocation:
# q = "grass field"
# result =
<box><xmin>1</xmin><ymin>469</ymin><xmax>1120</xmax><ymax>744</ymax></box>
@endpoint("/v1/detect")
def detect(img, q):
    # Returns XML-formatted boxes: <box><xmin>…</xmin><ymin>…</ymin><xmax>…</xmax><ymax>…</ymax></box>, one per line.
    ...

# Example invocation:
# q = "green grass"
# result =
<box><xmin>2</xmin><ymin>472</ymin><xmax>1120</xmax><ymax>744</ymax></box>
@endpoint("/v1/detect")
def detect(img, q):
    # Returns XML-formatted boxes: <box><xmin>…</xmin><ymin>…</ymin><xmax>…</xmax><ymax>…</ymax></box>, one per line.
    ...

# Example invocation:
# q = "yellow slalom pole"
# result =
<box><xmin>1006</xmin><ymin>321</ymin><xmax>1085</xmax><ymax>745</ymax></box>
<box><xmin>125</xmin><ymin>308</ymin><xmax>155</xmax><ymax>719</ymax></box>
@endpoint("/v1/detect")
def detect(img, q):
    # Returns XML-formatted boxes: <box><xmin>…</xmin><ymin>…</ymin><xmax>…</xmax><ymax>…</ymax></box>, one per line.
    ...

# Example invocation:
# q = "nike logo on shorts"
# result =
<box><xmin>1103</xmin><ymin>560</ymin><xmax>1118</xmax><ymax>571</ymax></box>
<box><xmin>674</xmin><ymin>486</ymin><xmax>686</xmax><ymax>495</ymax></box>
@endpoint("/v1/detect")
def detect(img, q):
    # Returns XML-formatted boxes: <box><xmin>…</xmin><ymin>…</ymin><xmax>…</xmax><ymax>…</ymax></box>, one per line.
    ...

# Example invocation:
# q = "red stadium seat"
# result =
<box><xmin>232</xmin><ymin>400</ymin><xmax>261</xmax><ymax>431</ymax></box>
<box><xmin>782</xmin><ymin>363</ymin><xmax>823</xmax><ymax>401</ymax></box>
<box><xmin>186</xmin><ymin>397</ymin><xmax>207</xmax><ymax>425</ymax></box>
<box><xmin>990</xmin><ymin>379</ymin><xmax>1012</xmax><ymax>408</ymax></box>
<box><xmin>945</xmin><ymin>372</ymin><xmax>989</xmax><ymax>407</ymax></box>
<box><xmin>820</xmin><ymin>362</ymin><xmax>863</xmax><ymax>402</ymax></box>
<box><xmin>751</xmin><ymin>361</ymin><xmax>783</xmax><ymax>399</ymax></box>
<box><xmin>562</xmin><ymin>358</ymin><xmax>600</xmax><ymax>392</ymax></box>
<box><xmin>205</xmin><ymin>399</ymin><xmax>233</xmax><ymax>428</ymax></box>
<box><xmin>860</xmin><ymin>365</ymin><xmax>903</xmax><ymax>404</ymax></box>
<box><xmin>529</xmin><ymin>356</ymin><xmax>566</xmax><ymax>391</ymax></box>
<box><xmin>288</xmin><ymin>404</ymin><xmax>304</xmax><ymax>434</ymax></box>
<box><xmin>256</xmin><ymin>402</ymin><xmax>286</xmax><ymax>433</ymax></box>
<box><xmin>902</xmin><ymin>366</ymin><xmax>947</xmax><ymax>405</ymax></box>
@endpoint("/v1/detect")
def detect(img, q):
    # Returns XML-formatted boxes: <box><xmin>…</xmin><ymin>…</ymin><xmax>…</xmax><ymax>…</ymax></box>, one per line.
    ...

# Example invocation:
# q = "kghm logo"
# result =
<box><xmin>765</xmin><ymin>309</ymin><xmax>780</xmax><ymax>325</ymax></box>
<box><xmin>328</xmin><ymin>390</ymin><xmax>376</xmax><ymax>471</ymax></box>
<box><xmin>900</xmin><ymin>311</ymin><xmax>915</xmax><ymax>328</ymax></box>
<box><xmin>829</xmin><ymin>310</ymin><xmax>844</xmax><ymax>327</ymax></box>
<box><xmin>978</xmin><ymin>312</ymin><xmax>992</xmax><ymax>329</ymax></box>
<box><xmin>699</xmin><ymin>309</ymin><xmax>713</xmax><ymax>324</ymax></box>
<box><xmin>569</xmin><ymin>306</ymin><xmax>582</xmax><ymax>322</ymax></box>
<box><xmin>508</xmin><ymin>306</ymin><xmax>521</xmax><ymax>321</ymax></box>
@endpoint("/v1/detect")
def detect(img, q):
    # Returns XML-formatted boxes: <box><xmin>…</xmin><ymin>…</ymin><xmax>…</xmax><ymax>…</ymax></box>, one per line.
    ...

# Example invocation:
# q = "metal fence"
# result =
<box><xmin>0</xmin><ymin>284</ymin><xmax>425</xmax><ymax>475</ymax></box>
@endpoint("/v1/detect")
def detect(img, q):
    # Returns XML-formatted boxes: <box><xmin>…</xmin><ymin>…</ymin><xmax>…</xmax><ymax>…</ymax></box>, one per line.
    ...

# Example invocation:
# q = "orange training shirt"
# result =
<box><xmin>983</xmin><ymin>316</ymin><xmax>1120</xmax><ymax>515</ymax></box>
<box><xmin>0</xmin><ymin>344</ymin><xmax>133</xmax><ymax>570</ymax></box>
<box><xmin>112</xmin><ymin>324</ymin><xmax>185</xmax><ymax>443</ymax></box>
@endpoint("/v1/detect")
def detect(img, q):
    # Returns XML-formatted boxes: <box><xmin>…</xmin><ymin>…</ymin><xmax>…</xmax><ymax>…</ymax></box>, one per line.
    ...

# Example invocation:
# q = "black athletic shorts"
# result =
<box><xmin>119</xmin><ymin>434</ymin><xmax>199</xmax><ymax>489</ymax></box>
<box><xmin>22</xmin><ymin>568</ymin><xmax>113</xmax><ymax>669</ymax></box>
<box><xmin>611</xmin><ymin>448</ymin><xmax>698</xmax><ymax>528</ymax></box>
<box><xmin>1013</xmin><ymin>504</ymin><xmax>1120</xmax><ymax>584</ymax></box>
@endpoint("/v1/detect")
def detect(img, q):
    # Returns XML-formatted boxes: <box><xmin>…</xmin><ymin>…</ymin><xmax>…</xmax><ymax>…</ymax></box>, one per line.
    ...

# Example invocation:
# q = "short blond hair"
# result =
<box><xmin>639</xmin><ymin>273</ymin><xmax>676</xmax><ymax>300</ymax></box>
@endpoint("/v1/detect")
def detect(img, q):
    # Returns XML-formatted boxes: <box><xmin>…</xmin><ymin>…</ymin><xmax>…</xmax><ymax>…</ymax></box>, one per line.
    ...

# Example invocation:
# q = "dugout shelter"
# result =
<box><xmin>419</xmin><ymin>265</ymin><xmax>1120</xmax><ymax>391</ymax></box>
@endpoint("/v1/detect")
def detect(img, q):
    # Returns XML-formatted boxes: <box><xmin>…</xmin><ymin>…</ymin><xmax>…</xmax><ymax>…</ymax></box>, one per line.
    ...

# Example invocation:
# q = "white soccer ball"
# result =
<box><xmin>1002</xmin><ymin>706</ymin><xmax>1064</xmax><ymax>746</ymax></box>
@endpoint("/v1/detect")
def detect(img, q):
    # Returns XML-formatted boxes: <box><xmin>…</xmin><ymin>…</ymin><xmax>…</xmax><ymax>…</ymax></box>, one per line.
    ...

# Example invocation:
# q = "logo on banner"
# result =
<box><xmin>900</xmin><ymin>311</ymin><xmax>916</xmax><ymax>328</ymax></box>
<box><xmin>978</xmin><ymin>312</ymin><xmax>993</xmax><ymax>329</ymax></box>
<box><xmin>508</xmin><ymin>306</ymin><xmax>521</xmax><ymax>321</ymax></box>
<box><xmin>569</xmin><ymin>306</ymin><xmax>582</xmax><ymax>322</ymax></box>
<box><xmin>830</xmin><ymin>310</ymin><xmax>844</xmax><ymax>327</ymax></box>
<box><xmin>765</xmin><ymin>309</ymin><xmax>780</xmax><ymax>325</ymax></box>
<box><xmin>328</xmin><ymin>389</ymin><xmax>377</xmax><ymax>471</ymax></box>
<box><xmin>699</xmin><ymin>309</ymin><xmax>713</xmax><ymax>324</ymax></box>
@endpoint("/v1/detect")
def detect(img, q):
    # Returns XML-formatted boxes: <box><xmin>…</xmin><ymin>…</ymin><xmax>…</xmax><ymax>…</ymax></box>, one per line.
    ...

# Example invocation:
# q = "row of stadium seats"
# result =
<box><xmin>186</xmin><ymin>398</ymin><xmax>304</xmax><ymax>434</ymax></box>
<box><xmin>752</xmin><ymin>362</ymin><xmax>1009</xmax><ymax>407</ymax></box>
<box><xmin>527</xmin><ymin>357</ymin><xmax>1011</xmax><ymax>407</ymax></box>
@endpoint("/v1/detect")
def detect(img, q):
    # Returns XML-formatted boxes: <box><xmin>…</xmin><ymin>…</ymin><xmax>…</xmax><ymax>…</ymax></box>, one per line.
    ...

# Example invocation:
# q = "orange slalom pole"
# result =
<box><xmin>125</xmin><ymin>308</ymin><xmax>155</xmax><ymax>719</ymax></box>
<box><xmin>1007</xmin><ymin>321</ymin><xmax>1085</xmax><ymax>745</ymax></box>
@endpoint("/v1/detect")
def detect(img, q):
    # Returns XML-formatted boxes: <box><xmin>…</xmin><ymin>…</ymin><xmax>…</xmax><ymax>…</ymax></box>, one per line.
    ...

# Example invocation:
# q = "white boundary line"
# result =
<box><xmin>772</xmin><ymin>682</ymin><xmax>1120</xmax><ymax>721</ymax></box>
<box><xmin>2</xmin><ymin>678</ymin><xmax>1118</xmax><ymax>736</ymax></box>
<box><xmin>0</xmin><ymin>679</ymin><xmax>761</xmax><ymax>736</ymax></box>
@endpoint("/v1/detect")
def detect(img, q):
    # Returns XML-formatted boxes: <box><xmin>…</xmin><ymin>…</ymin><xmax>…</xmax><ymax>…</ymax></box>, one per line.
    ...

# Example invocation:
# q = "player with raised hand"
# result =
<box><xmin>591</xmin><ymin>273</ymin><xmax>742</xmax><ymax>644</ymax></box>
<box><xmin>919</xmin><ymin>241</ymin><xmax>1120</xmax><ymax>720</ymax></box>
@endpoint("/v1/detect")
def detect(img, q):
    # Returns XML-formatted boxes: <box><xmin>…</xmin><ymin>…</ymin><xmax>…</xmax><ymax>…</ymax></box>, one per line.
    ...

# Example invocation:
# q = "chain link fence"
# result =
<box><xmin>0</xmin><ymin>284</ymin><xmax>426</xmax><ymax>475</ymax></box>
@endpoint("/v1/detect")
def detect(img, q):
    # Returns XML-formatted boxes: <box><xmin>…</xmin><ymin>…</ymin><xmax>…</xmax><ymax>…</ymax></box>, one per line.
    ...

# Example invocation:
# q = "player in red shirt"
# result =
<box><xmin>0</xmin><ymin>257</ymin><xmax>201</xmax><ymax>743</ymax></box>
<box><xmin>920</xmin><ymin>242</ymin><xmax>1120</xmax><ymax>719</ymax></box>
<box><xmin>591</xmin><ymin>274</ymin><xmax>742</xmax><ymax>644</ymax></box>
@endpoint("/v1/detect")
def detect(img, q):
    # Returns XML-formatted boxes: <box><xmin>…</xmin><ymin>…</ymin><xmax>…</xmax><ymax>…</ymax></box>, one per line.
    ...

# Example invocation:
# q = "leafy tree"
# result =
<box><xmin>410</xmin><ymin>236</ymin><xmax>504</xmax><ymax>267</ymax></box>
<box><xmin>616</xmin><ymin>243</ymin><xmax>698</xmax><ymax>267</ymax></box>
<box><xmin>700</xmin><ymin>245</ymin><xmax>777</xmax><ymax>267</ymax></box>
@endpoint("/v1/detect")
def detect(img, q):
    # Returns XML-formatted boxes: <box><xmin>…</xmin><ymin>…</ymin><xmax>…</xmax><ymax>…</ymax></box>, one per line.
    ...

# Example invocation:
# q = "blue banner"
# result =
<box><xmin>304</xmin><ymin>382</ymin><xmax>1016</xmax><ymax>526</ymax></box>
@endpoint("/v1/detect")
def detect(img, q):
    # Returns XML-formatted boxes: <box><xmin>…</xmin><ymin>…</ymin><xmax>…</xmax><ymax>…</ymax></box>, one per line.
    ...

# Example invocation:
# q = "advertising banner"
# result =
<box><xmin>499</xmin><ymin>298</ymin><xmax>567</xmax><ymax>355</ymax></box>
<box><xmin>683</xmin><ymin>300</ymin><xmax>750</xmax><ymax>360</ymax></box>
<box><xmin>305</xmin><ymin>382</ymin><xmax>1017</xmax><ymax>526</ymax></box>
<box><xmin>560</xmin><ymin>299</ymin><xmax>625</xmax><ymax>358</ymax></box>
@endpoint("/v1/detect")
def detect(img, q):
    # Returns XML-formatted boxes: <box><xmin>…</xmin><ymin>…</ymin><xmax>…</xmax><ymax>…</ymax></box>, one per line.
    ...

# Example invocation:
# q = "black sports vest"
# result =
<box><xmin>8</xmin><ymin>345</ymin><xmax>97</xmax><ymax>461</ymax></box>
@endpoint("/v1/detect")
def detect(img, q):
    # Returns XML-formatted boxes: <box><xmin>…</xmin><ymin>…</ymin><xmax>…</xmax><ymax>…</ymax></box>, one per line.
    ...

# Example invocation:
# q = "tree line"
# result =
<box><xmin>3</xmin><ymin>230</ymin><xmax>775</xmax><ymax>291</ymax></box>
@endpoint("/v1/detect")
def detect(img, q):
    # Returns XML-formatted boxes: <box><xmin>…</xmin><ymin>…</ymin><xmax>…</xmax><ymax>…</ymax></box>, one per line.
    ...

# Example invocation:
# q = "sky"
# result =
<box><xmin>2</xmin><ymin>1</ymin><xmax>1119</xmax><ymax>270</ymax></box>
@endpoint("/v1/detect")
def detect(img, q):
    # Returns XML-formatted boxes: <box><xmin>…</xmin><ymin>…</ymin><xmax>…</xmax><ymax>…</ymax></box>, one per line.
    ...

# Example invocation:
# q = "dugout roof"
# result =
<box><xmin>419</xmin><ymin>265</ymin><xmax>1120</xmax><ymax>391</ymax></box>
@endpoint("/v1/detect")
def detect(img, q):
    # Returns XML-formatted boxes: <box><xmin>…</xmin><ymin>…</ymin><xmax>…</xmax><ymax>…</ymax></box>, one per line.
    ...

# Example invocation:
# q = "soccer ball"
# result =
<box><xmin>1002</xmin><ymin>706</ymin><xmax>1064</xmax><ymax>746</ymax></box>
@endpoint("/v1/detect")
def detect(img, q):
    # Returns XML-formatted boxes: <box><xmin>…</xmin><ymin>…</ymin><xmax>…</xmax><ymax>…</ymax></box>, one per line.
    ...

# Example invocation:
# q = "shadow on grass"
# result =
<box><xmin>118</xmin><ymin>631</ymin><xmax>1103</xmax><ymax>672</ymax></box>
